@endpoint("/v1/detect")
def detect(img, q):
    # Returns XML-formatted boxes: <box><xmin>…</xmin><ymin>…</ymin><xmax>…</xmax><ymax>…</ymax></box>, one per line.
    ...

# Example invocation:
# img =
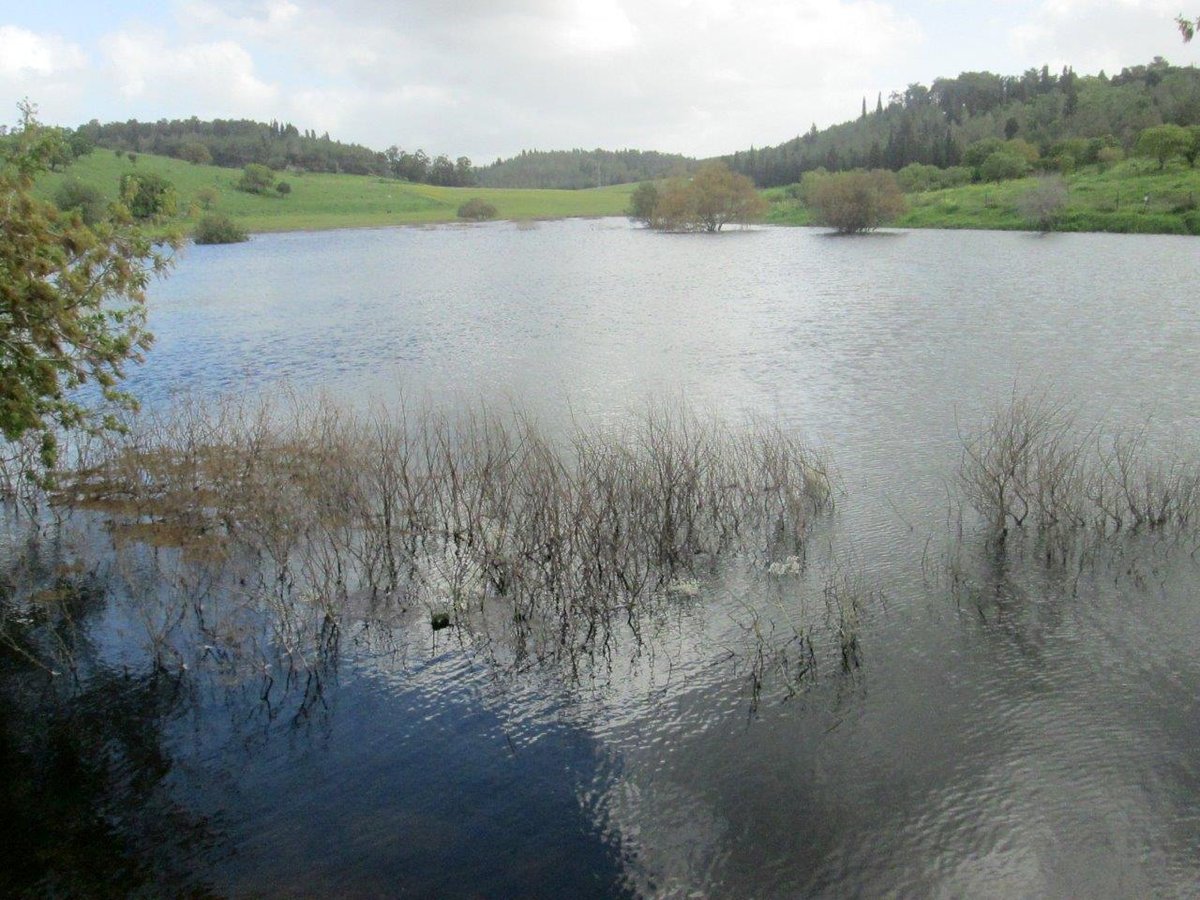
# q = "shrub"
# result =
<box><xmin>53</xmin><ymin>178</ymin><xmax>107</xmax><ymax>225</ymax></box>
<box><xmin>119</xmin><ymin>172</ymin><xmax>177</xmax><ymax>220</ymax></box>
<box><xmin>934</xmin><ymin>167</ymin><xmax>972</xmax><ymax>189</ymax></box>
<box><xmin>627</xmin><ymin>182</ymin><xmax>659</xmax><ymax>225</ymax></box>
<box><xmin>193</xmin><ymin>213</ymin><xmax>248</xmax><ymax>245</ymax></box>
<box><xmin>979</xmin><ymin>151</ymin><xmax>1028</xmax><ymax>182</ymax></box>
<box><xmin>195</xmin><ymin>186</ymin><xmax>219</xmax><ymax>210</ymax></box>
<box><xmin>457</xmin><ymin>198</ymin><xmax>498</xmax><ymax>220</ymax></box>
<box><xmin>810</xmin><ymin>169</ymin><xmax>906</xmax><ymax>233</ymax></box>
<box><xmin>963</xmin><ymin>138</ymin><xmax>1008</xmax><ymax>170</ymax></box>
<box><xmin>1017</xmin><ymin>176</ymin><xmax>1069</xmax><ymax>232</ymax></box>
<box><xmin>275</xmin><ymin>181</ymin><xmax>292</xmax><ymax>196</ymax></box>
<box><xmin>236</xmin><ymin>163</ymin><xmax>276</xmax><ymax>194</ymax></box>
<box><xmin>896</xmin><ymin>163</ymin><xmax>942</xmax><ymax>193</ymax></box>
<box><xmin>179</xmin><ymin>142</ymin><xmax>212</xmax><ymax>165</ymax></box>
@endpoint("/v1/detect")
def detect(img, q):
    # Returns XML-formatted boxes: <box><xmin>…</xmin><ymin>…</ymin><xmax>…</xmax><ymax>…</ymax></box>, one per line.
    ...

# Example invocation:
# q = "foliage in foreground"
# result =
<box><xmin>0</xmin><ymin>105</ymin><xmax>178</xmax><ymax>470</ymax></box>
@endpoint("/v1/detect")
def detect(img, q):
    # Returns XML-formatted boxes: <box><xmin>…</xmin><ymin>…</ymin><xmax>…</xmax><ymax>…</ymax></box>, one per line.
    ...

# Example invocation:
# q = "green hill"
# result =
<box><xmin>477</xmin><ymin>148</ymin><xmax>695</xmax><ymax>189</ymax></box>
<box><xmin>37</xmin><ymin>150</ymin><xmax>637</xmax><ymax>234</ymax></box>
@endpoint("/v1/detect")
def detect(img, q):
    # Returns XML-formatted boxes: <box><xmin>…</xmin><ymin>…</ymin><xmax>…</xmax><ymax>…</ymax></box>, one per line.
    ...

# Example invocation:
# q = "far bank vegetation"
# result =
<box><xmin>629</xmin><ymin>162</ymin><xmax>767</xmax><ymax>232</ymax></box>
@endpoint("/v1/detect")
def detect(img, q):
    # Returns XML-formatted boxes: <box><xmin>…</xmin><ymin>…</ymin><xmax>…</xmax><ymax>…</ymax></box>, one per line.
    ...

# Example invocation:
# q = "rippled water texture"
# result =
<box><xmin>10</xmin><ymin>220</ymin><xmax>1200</xmax><ymax>897</ymax></box>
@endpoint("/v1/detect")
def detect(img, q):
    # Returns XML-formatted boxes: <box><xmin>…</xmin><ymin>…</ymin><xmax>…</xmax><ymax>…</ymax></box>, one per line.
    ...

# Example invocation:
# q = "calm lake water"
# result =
<box><xmin>5</xmin><ymin>219</ymin><xmax>1200</xmax><ymax>897</ymax></box>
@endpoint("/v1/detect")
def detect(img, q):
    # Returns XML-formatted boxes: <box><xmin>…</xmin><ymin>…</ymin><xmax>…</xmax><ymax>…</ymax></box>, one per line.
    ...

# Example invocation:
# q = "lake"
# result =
<box><xmin>4</xmin><ymin>219</ymin><xmax>1200</xmax><ymax>897</ymax></box>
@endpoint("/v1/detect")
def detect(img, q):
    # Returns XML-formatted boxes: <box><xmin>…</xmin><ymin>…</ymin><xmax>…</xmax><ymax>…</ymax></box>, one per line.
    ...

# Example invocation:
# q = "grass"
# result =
<box><xmin>35</xmin><ymin>149</ymin><xmax>637</xmax><ymax>234</ymax></box>
<box><xmin>766</xmin><ymin>160</ymin><xmax>1200</xmax><ymax>235</ymax></box>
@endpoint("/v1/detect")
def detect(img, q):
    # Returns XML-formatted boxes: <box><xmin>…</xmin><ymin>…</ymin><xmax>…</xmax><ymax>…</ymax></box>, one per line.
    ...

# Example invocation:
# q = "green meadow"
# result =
<box><xmin>766</xmin><ymin>160</ymin><xmax>1200</xmax><ymax>235</ymax></box>
<box><xmin>35</xmin><ymin>149</ymin><xmax>638</xmax><ymax>234</ymax></box>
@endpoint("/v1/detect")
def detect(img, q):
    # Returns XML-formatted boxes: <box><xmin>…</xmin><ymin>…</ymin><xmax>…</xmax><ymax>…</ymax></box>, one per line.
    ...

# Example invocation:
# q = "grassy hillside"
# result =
<box><xmin>36</xmin><ymin>150</ymin><xmax>637</xmax><ymax>234</ymax></box>
<box><xmin>766</xmin><ymin>160</ymin><xmax>1200</xmax><ymax>234</ymax></box>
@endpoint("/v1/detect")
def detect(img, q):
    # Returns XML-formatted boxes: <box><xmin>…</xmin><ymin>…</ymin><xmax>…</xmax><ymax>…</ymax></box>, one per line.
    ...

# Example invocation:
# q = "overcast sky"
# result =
<box><xmin>1</xmin><ymin>0</ymin><xmax>1196</xmax><ymax>161</ymax></box>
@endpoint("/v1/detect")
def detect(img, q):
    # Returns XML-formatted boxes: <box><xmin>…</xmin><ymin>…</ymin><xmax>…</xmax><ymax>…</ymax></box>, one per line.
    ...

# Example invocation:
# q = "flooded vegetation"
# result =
<box><xmin>3</xmin><ymin>221</ymin><xmax>1200</xmax><ymax>896</ymax></box>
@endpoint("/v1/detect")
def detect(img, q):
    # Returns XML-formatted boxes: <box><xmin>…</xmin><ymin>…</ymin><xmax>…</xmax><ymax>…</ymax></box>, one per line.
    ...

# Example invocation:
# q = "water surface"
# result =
<box><xmin>6</xmin><ymin>219</ymin><xmax>1200</xmax><ymax>897</ymax></box>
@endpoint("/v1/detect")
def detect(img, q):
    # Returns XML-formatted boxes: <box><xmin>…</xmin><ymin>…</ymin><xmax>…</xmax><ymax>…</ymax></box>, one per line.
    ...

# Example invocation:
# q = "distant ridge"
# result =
<box><xmin>476</xmin><ymin>148</ymin><xmax>695</xmax><ymax>190</ymax></box>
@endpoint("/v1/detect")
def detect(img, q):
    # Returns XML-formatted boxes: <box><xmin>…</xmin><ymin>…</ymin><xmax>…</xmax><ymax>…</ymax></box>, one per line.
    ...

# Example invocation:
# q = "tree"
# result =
<box><xmin>627</xmin><ymin>182</ymin><xmax>659</xmax><ymax>225</ymax></box>
<box><xmin>119</xmin><ymin>172</ymin><xmax>177</xmax><ymax>220</ymax></box>
<box><xmin>1135</xmin><ymin>124</ymin><xmax>1192</xmax><ymax>169</ymax></box>
<box><xmin>1017</xmin><ymin>176</ymin><xmax>1069</xmax><ymax>232</ymax></box>
<box><xmin>688</xmin><ymin>162</ymin><xmax>768</xmax><ymax>232</ymax></box>
<box><xmin>236</xmin><ymin>163</ymin><xmax>275</xmax><ymax>194</ymax></box>
<box><xmin>636</xmin><ymin>162</ymin><xmax>766</xmax><ymax>232</ymax></box>
<box><xmin>809</xmin><ymin>169</ymin><xmax>906</xmax><ymax>234</ymax></box>
<box><xmin>0</xmin><ymin>103</ymin><xmax>178</xmax><ymax>471</ymax></box>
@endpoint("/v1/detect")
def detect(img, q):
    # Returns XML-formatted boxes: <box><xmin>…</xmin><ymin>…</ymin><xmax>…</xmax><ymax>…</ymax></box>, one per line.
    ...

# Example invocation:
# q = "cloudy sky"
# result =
<box><xmin>1</xmin><ymin>0</ymin><xmax>1196</xmax><ymax>161</ymax></box>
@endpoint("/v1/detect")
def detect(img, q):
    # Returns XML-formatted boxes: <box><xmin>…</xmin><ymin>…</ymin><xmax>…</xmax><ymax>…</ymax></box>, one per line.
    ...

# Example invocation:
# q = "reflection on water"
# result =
<box><xmin>4</xmin><ymin>220</ymin><xmax>1200</xmax><ymax>897</ymax></box>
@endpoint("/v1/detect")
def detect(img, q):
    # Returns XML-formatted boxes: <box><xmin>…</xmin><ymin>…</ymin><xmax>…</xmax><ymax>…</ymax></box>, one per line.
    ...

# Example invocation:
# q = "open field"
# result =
<box><xmin>766</xmin><ymin>160</ymin><xmax>1200</xmax><ymax>234</ymax></box>
<box><xmin>35</xmin><ymin>150</ymin><xmax>638</xmax><ymax>233</ymax></box>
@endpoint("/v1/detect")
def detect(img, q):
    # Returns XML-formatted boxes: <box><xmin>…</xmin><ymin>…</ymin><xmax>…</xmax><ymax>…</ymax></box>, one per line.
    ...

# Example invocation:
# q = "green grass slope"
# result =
<box><xmin>766</xmin><ymin>161</ymin><xmax>1200</xmax><ymax>234</ymax></box>
<box><xmin>35</xmin><ymin>150</ymin><xmax>637</xmax><ymax>234</ymax></box>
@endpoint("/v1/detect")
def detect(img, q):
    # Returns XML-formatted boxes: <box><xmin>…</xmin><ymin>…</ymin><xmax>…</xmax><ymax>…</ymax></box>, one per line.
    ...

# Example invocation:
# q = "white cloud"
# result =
<box><xmin>1007</xmin><ymin>0</ymin><xmax>1193</xmax><ymax>73</ymax></box>
<box><xmin>0</xmin><ymin>26</ymin><xmax>89</xmax><ymax>123</ymax></box>
<box><xmin>103</xmin><ymin>28</ymin><xmax>279</xmax><ymax>117</ymax></box>
<box><xmin>164</xmin><ymin>0</ymin><xmax>921</xmax><ymax>157</ymax></box>
<box><xmin>0</xmin><ymin>26</ymin><xmax>87</xmax><ymax>78</ymax></box>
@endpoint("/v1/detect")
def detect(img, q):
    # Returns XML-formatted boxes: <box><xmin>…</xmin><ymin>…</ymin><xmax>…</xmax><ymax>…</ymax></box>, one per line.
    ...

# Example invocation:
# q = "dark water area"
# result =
<box><xmin>4</xmin><ymin>219</ymin><xmax>1200</xmax><ymax>897</ymax></box>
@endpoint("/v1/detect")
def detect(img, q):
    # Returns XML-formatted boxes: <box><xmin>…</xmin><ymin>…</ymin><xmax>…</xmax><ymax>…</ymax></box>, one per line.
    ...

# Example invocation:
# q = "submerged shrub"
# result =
<box><xmin>457</xmin><ymin>198</ymin><xmax>498</xmax><ymax>220</ymax></box>
<box><xmin>958</xmin><ymin>390</ymin><xmax>1200</xmax><ymax>557</ymax></box>
<box><xmin>1017</xmin><ymin>177</ymin><xmax>1069</xmax><ymax>232</ymax></box>
<box><xmin>192</xmin><ymin>213</ymin><xmax>248</xmax><ymax>245</ymax></box>
<box><xmin>810</xmin><ymin>170</ymin><xmax>905</xmax><ymax>234</ymax></box>
<box><xmin>55</xmin><ymin>396</ymin><xmax>834</xmax><ymax>622</ymax></box>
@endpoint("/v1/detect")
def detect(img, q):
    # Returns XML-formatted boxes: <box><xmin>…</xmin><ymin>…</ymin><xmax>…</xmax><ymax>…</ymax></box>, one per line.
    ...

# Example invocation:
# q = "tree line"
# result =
<box><xmin>477</xmin><ymin>148</ymin><xmax>694</xmax><ymax>189</ymax></box>
<box><xmin>78</xmin><ymin>117</ymin><xmax>476</xmax><ymax>185</ymax></box>
<box><xmin>724</xmin><ymin>59</ymin><xmax>1200</xmax><ymax>187</ymax></box>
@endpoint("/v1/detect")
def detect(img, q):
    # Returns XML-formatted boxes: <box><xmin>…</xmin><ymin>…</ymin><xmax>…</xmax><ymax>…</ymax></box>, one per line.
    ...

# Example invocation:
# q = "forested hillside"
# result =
<box><xmin>80</xmin><ymin>117</ymin><xmax>390</xmax><ymax>176</ymax></box>
<box><xmin>477</xmin><ymin>148</ymin><xmax>694</xmax><ymax>189</ymax></box>
<box><xmin>725</xmin><ymin>58</ymin><xmax>1200</xmax><ymax>186</ymax></box>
